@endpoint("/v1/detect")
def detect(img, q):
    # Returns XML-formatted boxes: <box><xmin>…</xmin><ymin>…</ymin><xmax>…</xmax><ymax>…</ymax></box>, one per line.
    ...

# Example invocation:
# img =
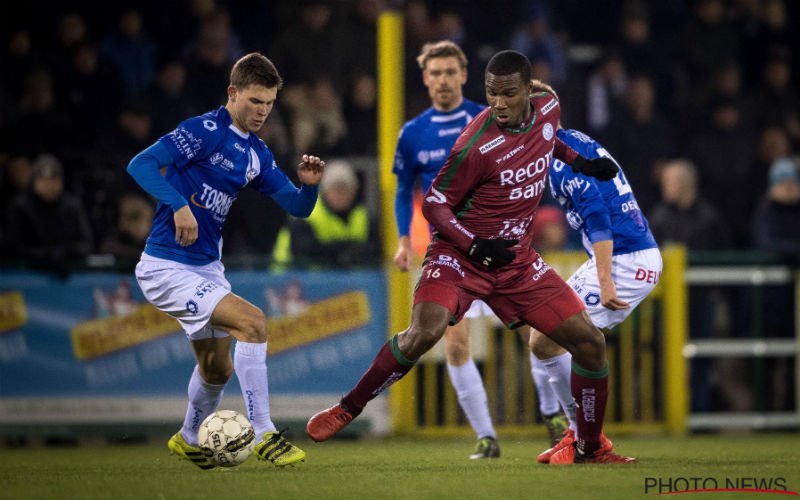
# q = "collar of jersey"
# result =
<box><xmin>497</xmin><ymin>102</ymin><xmax>537</xmax><ymax>134</ymax></box>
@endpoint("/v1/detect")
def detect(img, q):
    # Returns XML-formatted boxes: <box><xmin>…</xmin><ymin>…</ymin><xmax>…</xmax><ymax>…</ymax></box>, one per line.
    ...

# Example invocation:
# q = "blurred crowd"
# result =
<box><xmin>1</xmin><ymin>0</ymin><xmax>799</xmax><ymax>275</ymax></box>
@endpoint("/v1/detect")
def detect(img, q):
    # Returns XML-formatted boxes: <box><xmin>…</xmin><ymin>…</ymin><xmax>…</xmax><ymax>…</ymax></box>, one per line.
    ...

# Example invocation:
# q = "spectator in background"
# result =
<box><xmin>532</xmin><ymin>205</ymin><xmax>572</xmax><ymax>253</ymax></box>
<box><xmin>604</xmin><ymin>75</ymin><xmax>674</xmax><ymax>211</ymax></box>
<box><xmin>61</xmin><ymin>42</ymin><xmax>124</xmax><ymax>146</ymax></box>
<box><xmin>6</xmin><ymin>154</ymin><xmax>93</xmax><ymax>275</ymax></box>
<box><xmin>272</xmin><ymin>160</ymin><xmax>378</xmax><ymax>269</ymax></box>
<box><xmin>748</xmin><ymin>47</ymin><xmax>800</xmax><ymax>142</ymax></box>
<box><xmin>347</xmin><ymin>0</ymin><xmax>381</xmax><ymax>76</ymax></box>
<box><xmin>649</xmin><ymin>159</ymin><xmax>732</xmax><ymax>249</ymax></box>
<box><xmin>270</xmin><ymin>0</ymin><xmax>352</xmax><ymax>92</ymax></box>
<box><xmin>99</xmin><ymin>194</ymin><xmax>154</xmax><ymax>270</ymax></box>
<box><xmin>0</xmin><ymin>154</ymin><xmax>33</xmax><ymax>222</ymax></box>
<box><xmin>102</xmin><ymin>8</ymin><xmax>157</xmax><ymax>97</ymax></box>
<box><xmin>750</xmin><ymin>125</ymin><xmax>793</xmax><ymax>205</ymax></box>
<box><xmin>147</xmin><ymin>55</ymin><xmax>197</xmax><ymax>136</ymax></box>
<box><xmin>11</xmin><ymin>70</ymin><xmax>70</xmax><ymax>157</ymax></box>
<box><xmin>282</xmin><ymin>75</ymin><xmax>347</xmax><ymax>158</ymax></box>
<box><xmin>751</xmin><ymin>157</ymin><xmax>800</xmax><ymax>255</ymax></box>
<box><xmin>342</xmin><ymin>73</ymin><xmax>377</xmax><ymax>156</ymax></box>
<box><xmin>184</xmin><ymin>10</ymin><xmax>238</xmax><ymax>110</ymax></box>
<box><xmin>617</xmin><ymin>2</ymin><xmax>669</xmax><ymax>99</ymax></box>
<box><xmin>509</xmin><ymin>3</ymin><xmax>567</xmax><ymax>85</ymax></box>
<box><xmin>49</xmin><ymin>13</ymin><xmax>90</xmax><ymax>85</ymax></box>
<box><xmin>585</xmin><ymin>49</ymin><xmax>628</xmax><ymax>134</ymax></box>
<box><xmin>2</xmin><ymin>29</ymin><xmax>38</xmax><ymax>100</ymax></box>
<box><xmin>689</xmin><ymin>94</ymin><xmax>755</xmax><ymax>245</ymax></box>
<box><xmin>681</xmin><ymin>0</ymin><xmax>739</xmax><ymax>96</ymax></box>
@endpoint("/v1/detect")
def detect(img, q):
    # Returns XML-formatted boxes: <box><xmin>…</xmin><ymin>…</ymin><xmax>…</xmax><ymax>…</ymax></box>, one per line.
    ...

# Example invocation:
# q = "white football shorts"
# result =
<box><xmin>135</xmin><ymin>254</ymin><xmax>232</xmax><ymax>340</ymax></box>
<box><xmin>566</xmin><ymin>247</ymin><xmax>662</xmax><ymax>330</ymax></box>
<box><xmin>464</xmin><ymin>299</ymin><xmax>493</xmax><ymax>319</ymax></box>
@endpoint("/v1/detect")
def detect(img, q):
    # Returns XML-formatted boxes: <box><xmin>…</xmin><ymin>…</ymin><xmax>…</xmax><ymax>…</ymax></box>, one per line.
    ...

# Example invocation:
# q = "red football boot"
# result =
<box><xmin>306</xmin><ymin>404</ymin><xmax>354</xmax><ymax>442</ymax></box>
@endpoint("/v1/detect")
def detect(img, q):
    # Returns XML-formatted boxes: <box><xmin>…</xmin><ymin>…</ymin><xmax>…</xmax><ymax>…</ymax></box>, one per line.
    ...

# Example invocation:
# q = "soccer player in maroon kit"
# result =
<box><xmin>307</xmin><ymin>50</ymin><xmax>634</xmax><ymax>464</ymax></box>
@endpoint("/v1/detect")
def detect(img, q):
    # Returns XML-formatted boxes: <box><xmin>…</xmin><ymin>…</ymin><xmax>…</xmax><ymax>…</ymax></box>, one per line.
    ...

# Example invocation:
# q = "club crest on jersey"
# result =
<box><xmin>543</xmin><ymin>123</ymin><xmax>554</xmax><ymax>141</ymax></box>
<box><xmin>245</xmin><ymin>149</ymin><xmax>261</xmax><ymax>183</ymax></box>
<box><xmin>540</xmin><ymin>98</ymin><xmax>558</xmax><ymax>116</ymax></box>
<box><xmin>479</xmin><ymin>135</ymin><xmax>505</xmax><ymax>154</ymax></box>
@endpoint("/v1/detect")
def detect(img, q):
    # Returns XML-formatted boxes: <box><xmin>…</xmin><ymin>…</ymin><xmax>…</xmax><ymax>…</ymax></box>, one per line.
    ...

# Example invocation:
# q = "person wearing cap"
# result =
<box><xmin>271</xmin><ymin>159</ymin><xmax>379</xmax><ymax>269</ymax></box>
<box><xmin>5</xmin><ymin>153</ymin><xmax>93</xmax><ymax>275</ymax></box>
<box><xmin>752</xmin><ymin>157</ymin><xmax>800</xmax><ymax>254</ymax></box>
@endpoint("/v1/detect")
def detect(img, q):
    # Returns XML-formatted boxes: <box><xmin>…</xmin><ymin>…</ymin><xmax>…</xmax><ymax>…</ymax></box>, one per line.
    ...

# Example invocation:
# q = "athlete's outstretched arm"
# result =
<box><xmin>127</xmin><ymin>142</ymin><xmax>198</xmax><ymax>247</ymax></box>
<box><xmin>554</xmin><ymin>138</ymin><xmax>618</xmax><ymax>181</ymax></box>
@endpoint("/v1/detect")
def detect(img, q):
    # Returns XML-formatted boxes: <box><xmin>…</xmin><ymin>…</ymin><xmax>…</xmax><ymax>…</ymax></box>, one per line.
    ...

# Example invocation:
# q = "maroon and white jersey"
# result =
<box><xmin>422</xmin><ymin>92</ymin><xmax>579</xmax><ymax>265</ymax></box>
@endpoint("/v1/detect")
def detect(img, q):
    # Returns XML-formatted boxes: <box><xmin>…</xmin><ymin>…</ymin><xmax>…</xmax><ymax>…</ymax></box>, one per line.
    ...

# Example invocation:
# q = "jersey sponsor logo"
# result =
<box><xmin>427</xmin><ymin>254</ymin><xmax>465</xmax><ymax>278</ymax></box>
<box><xmin>635</xmin><ymin>268</ymin><xmax>661</xmax><ymax>284</ymax></box>
<box><xmin>194</xmin><ymin>280</ymin><xmax>219</xmax><ymax>298</ymax></box>
<box><xmin>203</xmin><ymin>119</ymin><xmax>217</xmax><ymax>131</ymax></box>
<box><xmin>425</xmin><ymin>186</ymin><xmax>447</xmax><ymax>204</ymax></box>
<box><xmin>500</xmin><ymin>151</ymin><xmax>552</xmax><ymax>200</ymax></box>
<box><xmin>540</xmin><ymin>98</ymin><xmax>559</xmax><ymax>115</ymax></box>
<box><xmin>531</xmin><ymin>256</ymin><xmax>551</xmax><ymax>281</ymax></box>
<box><xmin>498</xmin><ymin>217</ymin><xmax>532</xmax><ymax>238</ymax></box>
<box><xmin>543</xmin><ymin>123</ymin><xmax>554</xmax><ymax>141</ymax></box>
<box><xmin>417</xmin><ymin>148</ymin><xmax>447</xmax><ymax>165</ymax></box>
<box><xmin>448</xmin><ymin>217</ymin><xmax>474</xmax><ymax>240</ymax></box>
<box><xmin>560</xmin><ymin>176</ymin><xmax>591</xmax><ymax>199</ymax></box>
<box><xmin>190</xmin><ymin>183</ymin><xmax>234</xmax><ymax>221</ymax></box>
<box><xmin>234</xmin><ymin>143</ymin><xmax>246</xmax><ymax>154</ymax></box>
<box><xmin>168</xmin><ymin>127</ymin><xmax>203</xmax><ymax>159</ymax></box>
<box><xmin>209</xmin><ymin>152</ymin><xmax>234</xmax><ymax>171</ymax></box>
<box><xmin>499</xmin><ymin>151</ymin><xmax>552</xmax><ymax>186</ymax></box>
<box><xmin>438</xmin><ymin>126</ymin><xmax>462</xmax><ymax>137</ymax></box>
<box><xmin>495</xmin><ymin>144</ymin><xmax>525</xmax><ymax>164</ymax></box>
<box><xmin>479</xmin><ymin>135</ymin><xmax>505</xmax><ymax>154</ymax></box>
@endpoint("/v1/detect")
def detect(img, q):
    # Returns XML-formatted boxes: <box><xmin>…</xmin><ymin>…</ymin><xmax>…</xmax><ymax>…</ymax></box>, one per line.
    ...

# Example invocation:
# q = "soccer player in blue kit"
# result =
<box><xmin>534</xmin><ymin>128</ymin><xmax>662</xmax><ymax>464</ymax></box>
<box><xmin>127</xmin><ymin>53</ymin><xmax>324</xmax><ymax>469</ymax></box>
<box><xmin>392</xmin><ymin>41</ymin><xmax>565</xmax><ymax>458</ymax></box>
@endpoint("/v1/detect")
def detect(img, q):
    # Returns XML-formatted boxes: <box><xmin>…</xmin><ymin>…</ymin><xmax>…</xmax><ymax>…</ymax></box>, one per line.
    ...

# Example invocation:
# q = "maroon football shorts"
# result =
<box><xmin>414</xmin><ymin>243</ymin><xmax>584</xmax><ymax>334</ymax></box>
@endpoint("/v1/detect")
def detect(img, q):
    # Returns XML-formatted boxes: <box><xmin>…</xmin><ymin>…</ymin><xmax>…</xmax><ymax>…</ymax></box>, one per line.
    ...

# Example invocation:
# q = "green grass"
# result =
<box><xmin>2</xmin><ymin>434</ymin><xmax>799</xmax><ymax>500</ymax></box>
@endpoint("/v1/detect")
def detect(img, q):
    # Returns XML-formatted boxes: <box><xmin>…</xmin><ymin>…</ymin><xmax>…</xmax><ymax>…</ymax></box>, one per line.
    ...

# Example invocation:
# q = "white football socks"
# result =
<box><xmin>181</xmin><ymin>365</ymin><xmax>225</xmax><ymax>446</ymax></box>
<box><xmin>447</xmin><ymin>359</ymin><xmax>496</xmax><ymax>439</ymax></box>
<box><xmin>529</xmin><ymin>353</ymin><xmax>560</xmax><ymax>416</ymax></box>
<box><xmin>541</xmin><ymin>352</ymin><xmax>578</xmax><ymax>431</ymax></box>
<box><xmin>234</xmin><ymin>341</ymin><xmax>276</xmax><ymax>437</ymax></box>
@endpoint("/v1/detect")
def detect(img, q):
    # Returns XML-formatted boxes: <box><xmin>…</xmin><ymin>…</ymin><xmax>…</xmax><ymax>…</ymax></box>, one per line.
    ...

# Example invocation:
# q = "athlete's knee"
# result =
<box><xmin>570</xmin><ymin>325</ymin><xmax>606</xmax><ymax>371</ymax></box>
<box><xmin>529</xmin><ymin>329</ymin><xmax>567</xmax><ymax>360</ymax></box>
<box><xmin>549</xmin><ymin>314</ymin><xmax>606</xmax><ymax>371</ymax></box>
<box><xmin>402</xmin><ymin>323</ymin><xmax>442</xmax><ymax>358</ymax></box>
<box><xmin>236</xmin><ymin>306</ymin><xmax>267</xmax><ymax>343</ymax></box>
<box><xmin>444</xmin><ymin>323</ymin><xmax>471</xmax><ymax>365</ymax></box>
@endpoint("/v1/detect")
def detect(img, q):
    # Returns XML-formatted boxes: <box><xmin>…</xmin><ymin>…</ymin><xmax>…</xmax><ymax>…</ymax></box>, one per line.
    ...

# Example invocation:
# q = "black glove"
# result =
<box><xmin>571</xmin><ymin>156</ymin><xmax>619</xmax><ymax>181</ymax></box>
<box><xmin>468</xmin><ymin>237</ymin><xmax>518</xmax><ymax>271</ymax></box>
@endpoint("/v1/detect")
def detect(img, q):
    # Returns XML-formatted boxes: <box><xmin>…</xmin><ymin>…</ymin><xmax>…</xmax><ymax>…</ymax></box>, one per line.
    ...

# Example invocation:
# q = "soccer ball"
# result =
<box><xmin>198</xmin><ymin>410</ymin><xmax>256</xmax><ymax>467</ymax></box>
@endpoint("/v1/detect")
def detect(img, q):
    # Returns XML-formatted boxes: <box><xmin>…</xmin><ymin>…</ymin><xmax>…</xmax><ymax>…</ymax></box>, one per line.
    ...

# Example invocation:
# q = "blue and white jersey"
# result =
<box><xmin>392</xmin><ymin>98</ymin><xmax>485</xmax><ymax>237</ymax></box>
<box><xmin>146</xmin><ymin>106</ymin><xmax>297</xmax><ymax>265</ymax></box>
<box><xmin>549</xmin><ymin>128</ymin><xmax>658</xmax><ymax>257</ymax></box>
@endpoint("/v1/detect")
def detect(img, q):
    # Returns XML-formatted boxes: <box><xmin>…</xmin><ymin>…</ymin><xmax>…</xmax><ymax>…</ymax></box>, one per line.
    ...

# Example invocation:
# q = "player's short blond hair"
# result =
<box><xmin>416</xmin><ymin>40</ymin><xmax>468</xmax><ymax>70</ymax></box>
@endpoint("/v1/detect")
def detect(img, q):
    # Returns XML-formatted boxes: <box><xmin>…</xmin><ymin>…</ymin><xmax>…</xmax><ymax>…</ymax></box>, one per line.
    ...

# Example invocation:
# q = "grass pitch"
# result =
<box><xmin>1</xmin><ymin>433</ymin><xmax>798</xmax><ymax>500</ymax></box>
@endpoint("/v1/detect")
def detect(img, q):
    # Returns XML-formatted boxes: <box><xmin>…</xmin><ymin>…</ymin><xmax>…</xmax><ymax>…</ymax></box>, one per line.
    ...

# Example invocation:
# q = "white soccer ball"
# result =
<box><xmin>198</xmin><ymin>410</ymin><xmax>256</xmax><ymax>467</ymax></box>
